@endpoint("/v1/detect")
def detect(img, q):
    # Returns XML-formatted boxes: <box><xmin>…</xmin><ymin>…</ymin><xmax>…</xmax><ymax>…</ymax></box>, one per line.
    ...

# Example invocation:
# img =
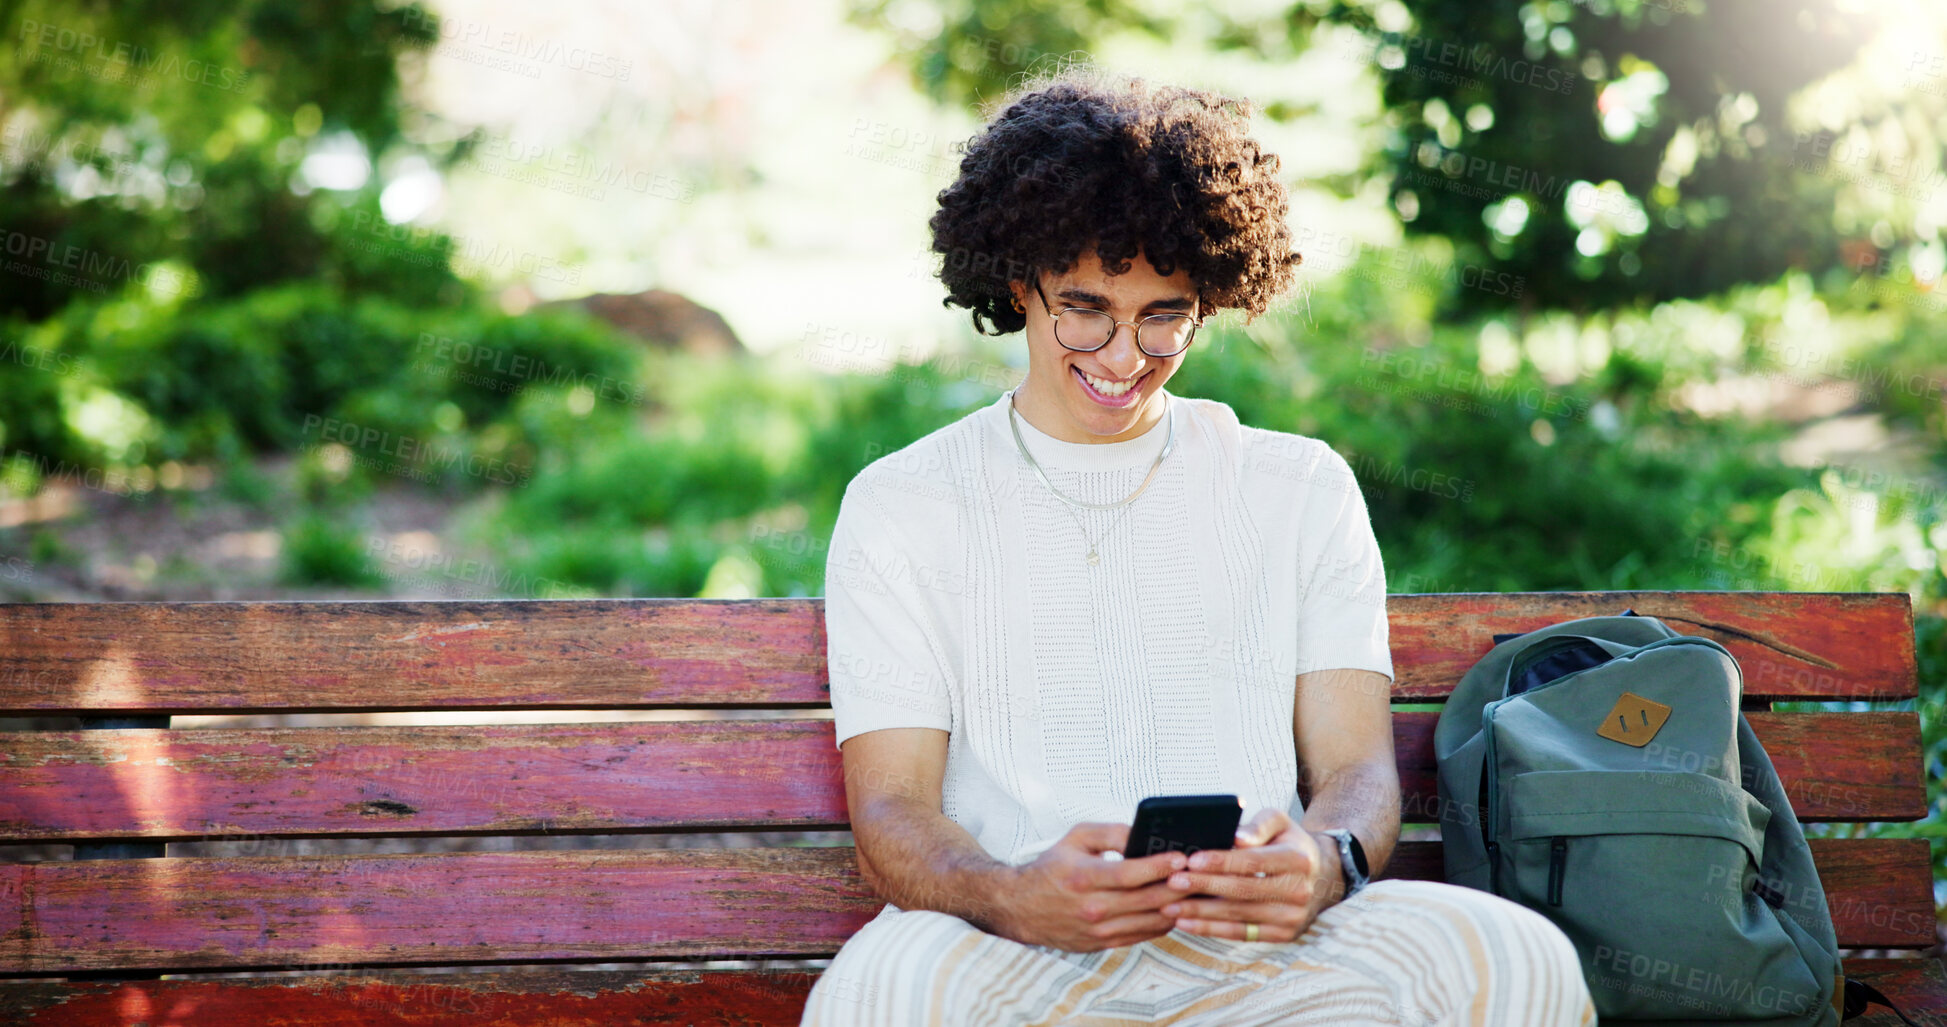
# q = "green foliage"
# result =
<box><xmin>0</xmin><ymin>1</ymin><xmax>444</xmax><ymax>320</ymax></box>
<box><xmin>0</xmin><ymin>323</ymin><xmax>91</xmax><ymax>464</ymax></box>
<box><xmin>1175</xmin><ymin>309</ymin><xmax>1813</xmax><ymax>594</ymax></box>
<box><xmin>216</xmin><ymin>453</ymin><xmax>277</xmax><ymax>508</ymax></box>
<box><xmin>852</xmin><ymin>0</ymin><xmax>1932</xmax><ymax>314</ymax></box>
<box><xmin>1363</xmin><ymin>0</ymin><xmax>1870</xmax><ymax>313</ymax></box>
<box><xmin>27</xmin><ymin>527</ymin><xmax>76</xmax><ymax>567</ymax></box>
<box><xmin>277</xmin><ymin>512</ymin><xmax>382</xmax><ymax>587</ymax></box>
<box><xmin>847</xmin><ymin>0</ymin><xmax>1172</xmax><ymax>108</ymax></box>
<box><xmin>499</xmin><ymin>528</ymin><xmax>719</xmax><ymax>601</ymax></box>
<box><xmin>477</xmin><ymin>352</ymin><xmax>999</xmax><ymax>597</ymax></box>
<box><xmin>307</xmin><ymin>198</ymin><xmax>479</xmax><ymax>310</ymax></box>
<box><xmin>46</xmin><ymin>281</ymin><xmax>647</xmax><ymax>479</ymax></box>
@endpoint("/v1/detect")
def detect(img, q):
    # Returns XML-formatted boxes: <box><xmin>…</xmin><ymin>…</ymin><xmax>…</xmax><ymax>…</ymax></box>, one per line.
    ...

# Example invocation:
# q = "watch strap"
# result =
<box><xmin>1323</xmin><ymin>828</ymin><xmax>1369</xmax><ymax>896</ymax></box>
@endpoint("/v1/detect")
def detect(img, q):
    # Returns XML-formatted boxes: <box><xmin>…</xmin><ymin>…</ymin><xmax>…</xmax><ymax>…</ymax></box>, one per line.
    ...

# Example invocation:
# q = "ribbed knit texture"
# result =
<box><xmin>826</xmin><ymin>388</ymin><xmax>1392</xmax><ymax>867</ymax></box>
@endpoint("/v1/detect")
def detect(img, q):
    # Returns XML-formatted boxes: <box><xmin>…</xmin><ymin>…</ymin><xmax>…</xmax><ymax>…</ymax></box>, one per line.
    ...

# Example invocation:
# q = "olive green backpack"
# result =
<box><xmin>1433</xmin><ymin>613</ymin><xmax>1917</xmax><ymax>1026</ymax></box>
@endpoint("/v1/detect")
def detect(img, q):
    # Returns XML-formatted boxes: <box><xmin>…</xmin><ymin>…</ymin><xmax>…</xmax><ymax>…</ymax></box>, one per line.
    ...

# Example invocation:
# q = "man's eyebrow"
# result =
<box><xmin>1055</xmin><ymin>287</ymin><xmax>1197</xmax><ymax>312</ymax></box>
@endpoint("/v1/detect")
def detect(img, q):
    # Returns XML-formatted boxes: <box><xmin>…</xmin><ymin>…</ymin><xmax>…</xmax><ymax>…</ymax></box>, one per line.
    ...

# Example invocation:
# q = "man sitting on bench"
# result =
<box><xmin>801</xmin><ymin>70</ymin><xmax>1596</xmax><ymax>1027</ymax></box>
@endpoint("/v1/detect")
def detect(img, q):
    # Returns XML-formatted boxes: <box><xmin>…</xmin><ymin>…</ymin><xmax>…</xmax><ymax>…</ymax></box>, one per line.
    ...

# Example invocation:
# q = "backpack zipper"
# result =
<box><xmin>1480</xmin><ymin>696</ymin><xmax>1505</xmax><ymax>895</ymax></box>
<box><xmin>1481</xmin><ymin>788</ymin><xmax>1499</xmax><ymax>894</ymax></box>
<box><xmin>1548</xmin><ymin>836</ymin><xmax>1567</xmax><ymax>905</ymax></box>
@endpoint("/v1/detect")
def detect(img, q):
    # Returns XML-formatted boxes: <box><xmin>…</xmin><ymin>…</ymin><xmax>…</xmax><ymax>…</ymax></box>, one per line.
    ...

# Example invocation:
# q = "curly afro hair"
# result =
<box><xmin>930</xmin><ymin>70</ymin><xmax>1300</xmax><ymax>336</ymax></box>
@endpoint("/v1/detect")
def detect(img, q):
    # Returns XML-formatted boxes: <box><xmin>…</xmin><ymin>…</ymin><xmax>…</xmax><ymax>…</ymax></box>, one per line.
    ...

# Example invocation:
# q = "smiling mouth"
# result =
<box><xmin>1074</xmin><ymin>366</ymin><xmax>1147</xmax><ymax>401</ymax></box>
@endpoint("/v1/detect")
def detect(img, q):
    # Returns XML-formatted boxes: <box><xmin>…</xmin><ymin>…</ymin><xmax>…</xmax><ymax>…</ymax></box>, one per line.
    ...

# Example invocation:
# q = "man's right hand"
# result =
<box><xmin>840</xmin><ymin>731</ymin><xmax>1185</xmax><ymax>953</ymax></box>
<box><xmin>993</xmin><ymin>822</ymin><xmax>1189</xmax><ymax>951</ymax></box>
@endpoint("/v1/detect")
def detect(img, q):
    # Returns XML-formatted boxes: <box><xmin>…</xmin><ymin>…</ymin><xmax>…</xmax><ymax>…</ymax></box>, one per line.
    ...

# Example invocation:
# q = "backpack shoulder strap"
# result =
<box><xmin>1842</xmin><ymin>977</ymin><xmax>1922</xmax><ymax>1024</ymax></box>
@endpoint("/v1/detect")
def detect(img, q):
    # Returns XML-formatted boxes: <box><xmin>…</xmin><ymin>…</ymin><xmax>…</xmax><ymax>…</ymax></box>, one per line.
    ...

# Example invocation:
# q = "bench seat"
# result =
<box><xmin>0</xmin><ymin>593</ymin><xmax>1938</xmax><ymax>1024</ymax></box>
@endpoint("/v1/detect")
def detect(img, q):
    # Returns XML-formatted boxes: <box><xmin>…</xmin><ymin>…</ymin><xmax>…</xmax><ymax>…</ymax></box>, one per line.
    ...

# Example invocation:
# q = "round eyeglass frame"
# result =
<box><xmin>1030</xmin><ymin>277</ymin><xmax>1203</xmax><ymax>359</ymax></box>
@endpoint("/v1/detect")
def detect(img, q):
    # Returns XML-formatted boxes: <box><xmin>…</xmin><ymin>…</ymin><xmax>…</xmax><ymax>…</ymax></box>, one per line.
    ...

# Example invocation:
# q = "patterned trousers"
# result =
<box><xmin>801</xmin><ymin>878</ymin><xmax>1598</xmax><ymax>1026</ymax></box>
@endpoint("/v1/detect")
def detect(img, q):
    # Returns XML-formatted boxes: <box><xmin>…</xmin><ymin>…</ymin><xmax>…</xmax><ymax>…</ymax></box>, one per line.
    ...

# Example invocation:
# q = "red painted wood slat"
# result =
<box><xmin>0</xmin><ymin>969</ymin><xmax>821</xmax><ymax>1026</ymax></box>
<box><xmin>1835</xmin><ymin>958</ymin><xmax>1947</xmax><ymax>1020</ymax></box>
<box><xmin>0</xmin><ymin>712</ymin><xmax>1919</xmax><ymax>843</ymax></box>
<box><xmin>0</xmin><ymin>721</ymin><xmax>848</xmax><ymax>842</ymax></box>
<box><xmin>1</xmin><ymin>960</ymin><xmax>1940</xmax><ymax>1027</ymax></box>
<box><xmin>0</xmin><ymin>848</ymin><xmax>881</xmax><ymax>974</ymax></box>
<box><xmin>0</xmin><ymin>600</ymin><xmax>829</xmax><ymax>714</ymax></box>
<box><xmin>0</xmin><ymin>839</ymin><xmax>1930</xmax><ymax>974</ymax></box>
<box><xmin>1386</xmin><ymin>592</ymin><xmax>1915</xmax><ymax>700</ymax></box>
<box><xmin>0</xmin><ymin>593</ymin><xmax>1914</xmax><ymax>713</ymax></box>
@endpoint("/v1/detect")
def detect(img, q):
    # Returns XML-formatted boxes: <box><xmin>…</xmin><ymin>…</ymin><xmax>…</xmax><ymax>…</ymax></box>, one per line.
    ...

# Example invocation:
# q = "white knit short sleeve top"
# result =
<box><xmin>824</xmin><ymin>389</ymin><xmax>1393</xmax><ymax>867</ymax></box>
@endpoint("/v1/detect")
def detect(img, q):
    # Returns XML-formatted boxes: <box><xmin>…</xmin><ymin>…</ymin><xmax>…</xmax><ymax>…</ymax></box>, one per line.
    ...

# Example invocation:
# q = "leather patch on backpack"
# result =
<box><xmin>1596</xmin><ymin>691</ymin><xmax>1672</xmax><ymax>747</ymax></box>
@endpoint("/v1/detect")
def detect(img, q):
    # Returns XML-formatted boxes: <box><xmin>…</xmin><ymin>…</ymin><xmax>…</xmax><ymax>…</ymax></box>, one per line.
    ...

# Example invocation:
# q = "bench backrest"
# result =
<box><xmin>0</xmin><ymin>592</ymin><xmax>1931</xmax><ymax>984</ymax></box>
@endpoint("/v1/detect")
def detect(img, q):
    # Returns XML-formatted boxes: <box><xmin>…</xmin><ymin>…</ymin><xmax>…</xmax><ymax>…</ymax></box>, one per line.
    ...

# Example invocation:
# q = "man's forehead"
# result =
<box><xmin>1046</xmin><ymin>252</ymin><xmax>1197</xmax><ymax>302</ymax></box>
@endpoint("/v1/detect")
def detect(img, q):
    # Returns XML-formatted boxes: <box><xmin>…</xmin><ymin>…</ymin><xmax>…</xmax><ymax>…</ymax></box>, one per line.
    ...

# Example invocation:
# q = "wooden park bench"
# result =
<box><xmin>0</xmin><ymin>591</ymin><xmax>1940</xmax><ymax>1024</ymax></box>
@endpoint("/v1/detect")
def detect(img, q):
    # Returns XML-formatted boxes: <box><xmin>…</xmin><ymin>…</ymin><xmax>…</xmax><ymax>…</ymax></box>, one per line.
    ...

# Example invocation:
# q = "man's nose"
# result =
<box><xmin>1096</xmin><ymin>323</ymin><xmax>1148</xmax><ymax>379</ymax></box>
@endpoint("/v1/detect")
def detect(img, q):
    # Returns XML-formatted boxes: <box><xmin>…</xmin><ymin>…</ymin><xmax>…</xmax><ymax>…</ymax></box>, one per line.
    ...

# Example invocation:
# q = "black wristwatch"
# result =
<box><xmin>1322</xmin><ymin>828</ymin><xmax>1370</xmax><ymax>897</ymax></box>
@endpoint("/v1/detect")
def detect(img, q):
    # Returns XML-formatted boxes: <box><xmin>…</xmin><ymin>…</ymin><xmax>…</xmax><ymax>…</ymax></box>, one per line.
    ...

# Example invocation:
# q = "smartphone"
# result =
<box><xmin>1123</xmin><ymin>794</ymin><xmax>1244</xmax><ymax>860</ymax></box>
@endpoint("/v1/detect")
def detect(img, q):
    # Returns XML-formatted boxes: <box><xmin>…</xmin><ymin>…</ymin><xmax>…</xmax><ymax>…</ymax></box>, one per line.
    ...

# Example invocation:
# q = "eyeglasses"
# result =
<box><xmin>1032</xmin><ymin>278</ymin><xmax>1202</xmax><ymax>359</ymax></box>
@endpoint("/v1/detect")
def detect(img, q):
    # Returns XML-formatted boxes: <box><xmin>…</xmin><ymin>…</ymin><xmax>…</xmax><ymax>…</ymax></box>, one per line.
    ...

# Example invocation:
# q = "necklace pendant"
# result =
<box><xmin>1086</xmin><ymin>548</ymin><xmax>1100</xmax><ymax>566</ymax></box>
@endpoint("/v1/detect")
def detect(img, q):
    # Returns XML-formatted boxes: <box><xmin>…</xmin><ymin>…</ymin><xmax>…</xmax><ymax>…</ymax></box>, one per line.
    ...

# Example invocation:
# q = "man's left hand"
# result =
<box><xmin>1159</xmin><ymin>808</ymin><xmax>1346</xmax><ymax>943</ymax></box>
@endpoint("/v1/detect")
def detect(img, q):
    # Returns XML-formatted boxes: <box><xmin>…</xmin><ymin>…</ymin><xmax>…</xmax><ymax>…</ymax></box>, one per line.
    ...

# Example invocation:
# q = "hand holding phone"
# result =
<box><xmin>1122</xmin><ymin>794</ymin><xmax>1244</xmax><ymax>860</ymax></box>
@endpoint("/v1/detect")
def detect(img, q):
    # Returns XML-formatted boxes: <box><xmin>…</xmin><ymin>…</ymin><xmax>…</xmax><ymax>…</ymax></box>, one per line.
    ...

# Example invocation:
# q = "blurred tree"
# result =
<box><xmin>1361</xmin><ymin>0</ymin><xmax>1879</xmax><ymax>315</ymax></box>
<box><xmin>0</xmin><ymin>0</ymin><xmax>444</xmax><ymax>322</ymax></box>
<box><xmin>847</xmin><ymin>0</ymin><xmax>1169</xmax><ymax>109</ymax></box>
<box><xmin>853</xmin><ymin>0</ymin><xmax>1903</xmax><ymax>315</ymax></box>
